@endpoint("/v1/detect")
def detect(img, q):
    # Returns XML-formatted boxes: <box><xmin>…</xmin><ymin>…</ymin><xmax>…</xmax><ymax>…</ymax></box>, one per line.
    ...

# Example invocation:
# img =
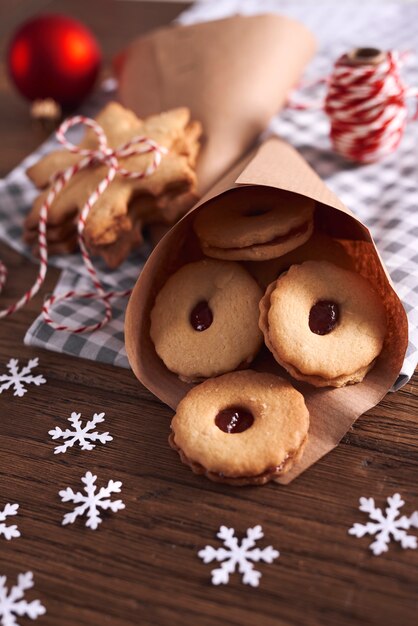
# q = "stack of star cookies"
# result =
<box><xmin>24</xmin><ymin>102</ymin><xmax>202</xmax><ymax>268</ymax></box>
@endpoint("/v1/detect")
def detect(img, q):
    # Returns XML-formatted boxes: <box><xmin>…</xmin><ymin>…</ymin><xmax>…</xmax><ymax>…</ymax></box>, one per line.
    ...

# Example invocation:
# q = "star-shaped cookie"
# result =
<box><xmin>24</xmin><ymin>102</ymin><xmax>201</xmax><ymax>267</ymax></box>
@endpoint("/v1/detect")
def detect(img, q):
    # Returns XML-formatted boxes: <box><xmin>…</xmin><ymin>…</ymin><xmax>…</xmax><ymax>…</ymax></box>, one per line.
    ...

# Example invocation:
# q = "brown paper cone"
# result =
<box><xmin>116</xmin><ymin>14</ymin><xmax>316</xmax><ymax>194</ymax></box>
<box><xmin>125</xmin><ymin>137</ymin><xmax>408</xmax><ymax>484</ymax></box>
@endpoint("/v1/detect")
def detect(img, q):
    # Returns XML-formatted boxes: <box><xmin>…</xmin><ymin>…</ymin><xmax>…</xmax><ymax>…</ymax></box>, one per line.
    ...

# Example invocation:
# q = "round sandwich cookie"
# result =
<box><xmin>193</xmin><ymin>187</ymin><xmax>315</xmax><ymax>261</ymax></box>
<box><xmin>245</xmin><ymin>232</ymin><xmax>355</xmax><ymax>288</ymax></box>
<box><xmin>169</xmin><ymin>370</ymin><xmax>310</xmax><ymax>486</ymax></box>
<box><xmin>259</xmin><ymin>260</ymin><xmax>387</xmax><ymax>387</ymax></box>
<box><xmin>150</xmin><ymin>259</ymin><xmax>263</xmax><ymax>382</ymax></box>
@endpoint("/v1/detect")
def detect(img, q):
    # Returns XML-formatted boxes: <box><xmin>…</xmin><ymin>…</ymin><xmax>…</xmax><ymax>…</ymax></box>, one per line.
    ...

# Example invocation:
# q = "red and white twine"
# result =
<box><xmin>0</xmin><ymin>115</ymin><xmax>167</xmax><ymax>333</ymax></box>
<box><xmin>289</xmin><ymin>50</ymin><xmax>418</xmax><ymax>163</ymax></box>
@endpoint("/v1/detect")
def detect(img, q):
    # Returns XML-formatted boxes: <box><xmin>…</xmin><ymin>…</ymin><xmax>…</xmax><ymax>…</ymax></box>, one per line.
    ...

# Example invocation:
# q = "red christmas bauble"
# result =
<box><xmin>7</xmin><ymin>14</ymin><xmax>102</xmax><ymax>107</ymax></box>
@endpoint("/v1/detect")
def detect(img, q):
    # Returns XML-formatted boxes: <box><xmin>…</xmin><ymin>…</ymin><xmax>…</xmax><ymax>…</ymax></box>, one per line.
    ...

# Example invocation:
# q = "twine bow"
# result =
<box><xmin>0</xmin><ymin>115</ymin><xmax>167</xmax><ymax>333</ymax></box>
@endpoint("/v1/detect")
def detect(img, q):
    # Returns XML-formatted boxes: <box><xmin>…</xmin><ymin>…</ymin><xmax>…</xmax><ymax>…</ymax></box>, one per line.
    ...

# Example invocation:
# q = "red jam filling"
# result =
<box><xmin>309</xmin><ymin>300</ymin><xmax>340</xmax><ymax>335</ymax></box>
<box><xmin>215</xmin><ymin>406</ymin><xmax>254</xmax><ymax>433</ymax></box>
<box><xmin>225</xmin><ymin>220</ymin><xmax>309</xmax><ymax>251</ymax></box>
<box><xmin>190</xmin><ymin>300</ymin><xmax>213</xmax><ymax>331</ymax></box>
<box><xmin>244</xmin><ymin>207</ymin><xmax>272</xmax><ymax>217</ymax></box>
<box><xmin>263</xmin><ymin>220</ymin><xmax>309</xmax><ymax>245</ymax></box>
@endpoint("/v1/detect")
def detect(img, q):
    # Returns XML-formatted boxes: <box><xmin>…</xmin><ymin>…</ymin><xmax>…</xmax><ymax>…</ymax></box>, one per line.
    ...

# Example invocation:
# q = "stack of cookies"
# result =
<box><xmin>24</xmin><ymin>102</ymin><xmax>202</xmax><ymax>268</ymax></box>
<box><xmin>149</xmin><ymin>186</ymin><xmax>388</xmax><ymax>486</ymax></box>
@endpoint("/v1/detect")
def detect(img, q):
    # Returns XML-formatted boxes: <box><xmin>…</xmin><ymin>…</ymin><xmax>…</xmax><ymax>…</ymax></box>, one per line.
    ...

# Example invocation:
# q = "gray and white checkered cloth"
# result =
<box><xmin>0</xmin><ymin>1</ymin><xmax>417</xmax><ymax>389</ymax></box>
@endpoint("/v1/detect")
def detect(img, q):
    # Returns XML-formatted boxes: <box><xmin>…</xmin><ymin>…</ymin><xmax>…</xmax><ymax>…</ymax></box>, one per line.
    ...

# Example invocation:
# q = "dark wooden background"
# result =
<box><xmin>0</xmin><ymin>2</ymin><xmax>417</xmax><ymax>625</ymax></box>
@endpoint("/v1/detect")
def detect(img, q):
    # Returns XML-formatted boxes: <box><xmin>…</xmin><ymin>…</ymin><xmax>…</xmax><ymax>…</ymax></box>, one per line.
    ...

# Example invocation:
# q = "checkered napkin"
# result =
<box><xmin>0</xmin><ymin>84</ymin><xmax>151</xmax><ymax>368</ymax></box>
<box><xmin>1</xmin><ymin>1</ymin><xmax>417</xmax><ymax>389</ymax></box>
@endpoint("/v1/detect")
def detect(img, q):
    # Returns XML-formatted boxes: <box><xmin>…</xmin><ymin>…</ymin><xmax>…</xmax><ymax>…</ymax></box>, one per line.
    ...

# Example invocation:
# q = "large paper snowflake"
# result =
<box><xmin>349</xmin><ymin>493</ymin><xmax>418</xmax><ymax>555</ymax></box>
<box><xmin>49</xmin><ymin>412</ymin><xmax>113</xmax><ymax>454</ymax></box>
<box><xmin>0</xmin><ymin>358</ymin><xmax>46</xmax><ymax>398</ymax></box>
<box><xmin>59</xmin><ymin>471</ymin><xmax>125</xmax><ymax>530</ymax></box>
<box><xmin>198</xmin><ymin>525</ymin><xmax>279</xmax><ymax>586</ymax></box>
<box><xmin>0</xmin><ymin>571</ymin><xmax>45</xmax><ymax>625</ymax></box>
<box><xmin>0</xmin><ymin>504</ymin><xmax>20</xmax><ymax>541</ymax></box>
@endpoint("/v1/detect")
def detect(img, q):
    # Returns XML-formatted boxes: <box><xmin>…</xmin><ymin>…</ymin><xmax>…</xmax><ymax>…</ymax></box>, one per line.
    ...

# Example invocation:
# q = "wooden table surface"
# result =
<box><xmin>0</xmin><ymin>2</ymin><xmax>417</xmax><ymax>625</ymax></box>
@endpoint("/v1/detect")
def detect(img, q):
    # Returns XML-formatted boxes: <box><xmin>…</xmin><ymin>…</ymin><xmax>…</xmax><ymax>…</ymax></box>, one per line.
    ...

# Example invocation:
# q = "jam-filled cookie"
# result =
<box><xmin>245</xmin><ymin>232</ymin><xmax>355</xmax><ymax>288</ymax></box>
<box><xmin>150</xmin><ymin>259</ymin><xmax>263</xmax><ymax>382</ymax></box>
<box><xmin>169</xmin><ymin>370</ymin><xmax>309</xmax><ymax>486</ymax></box>
<box><xmin>193</xmin><ymin>187</ymin><xmax>315</xmax><ymax>261</ymax></box>
<box><xmin>259</xmin><ymin>261</ymin><xmax>387</xmax><ymax>387</ymax></box>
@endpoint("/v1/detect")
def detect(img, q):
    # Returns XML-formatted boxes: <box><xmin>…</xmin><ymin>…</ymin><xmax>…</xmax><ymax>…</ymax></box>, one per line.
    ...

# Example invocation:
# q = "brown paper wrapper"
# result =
<box><xmin>116</xmin><ymin>14</ymin><xmax>316</xmax><ymax>194</ymax></box>
<box><xmin>125</xmin><ymin>138</ymin><xmax>408</xmax><ymax>484</ymax></box>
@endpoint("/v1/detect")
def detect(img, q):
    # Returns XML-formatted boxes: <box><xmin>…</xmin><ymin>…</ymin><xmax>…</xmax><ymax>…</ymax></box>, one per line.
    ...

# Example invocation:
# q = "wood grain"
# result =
<box><xmin>0</xmin><ymin>2</ymin><xmax>417</xmax><ymax>625</ymax></box>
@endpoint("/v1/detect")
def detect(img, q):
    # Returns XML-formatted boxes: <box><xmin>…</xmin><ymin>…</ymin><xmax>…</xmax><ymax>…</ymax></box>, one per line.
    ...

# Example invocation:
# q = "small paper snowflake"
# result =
<box><xmin>349</xmin><ymin>493</ymin><xmax>418</xmax><ymax>555</ymax></box>
<box><xmin>198</xmin><ymin>525</ymin><xmax>279</xmax><ymax>586</ymax></box>
<box><xmin>0</xmin><ymin>571</ymin><xmax>45</xmax><ymax>625</ymax></box>
<box><xmin>0</xmin><ymin>504</ymin><xmax>20</xmax><ymax>541</ymax></box>
<box><xmin>59</xmin><ymin>471</ymin><xmax>125</xmax><ymax>530</ymax></box>
<box><xmin>49</xmin><ymin>412</ymin><xmax>113</xmax><ymax>454</ymax></box>
<box><xmin>0</xmin><ymin>358</ymin><xmax>46</xmax><ymax>398</ymax></box>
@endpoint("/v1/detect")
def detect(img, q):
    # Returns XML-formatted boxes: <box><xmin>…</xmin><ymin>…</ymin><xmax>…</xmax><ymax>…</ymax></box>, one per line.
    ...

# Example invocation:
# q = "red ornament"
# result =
<box><xmin>7</xmin><ymin>14</ymin><xmax>102</xmax><ymax>107</ymax></box>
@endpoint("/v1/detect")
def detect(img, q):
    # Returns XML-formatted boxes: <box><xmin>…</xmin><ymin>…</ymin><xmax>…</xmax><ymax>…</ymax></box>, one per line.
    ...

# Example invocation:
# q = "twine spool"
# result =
<box><xmin>289</xmin><ymin>47</ymin><xmax>418</xmax><ymax>163</ymax></box>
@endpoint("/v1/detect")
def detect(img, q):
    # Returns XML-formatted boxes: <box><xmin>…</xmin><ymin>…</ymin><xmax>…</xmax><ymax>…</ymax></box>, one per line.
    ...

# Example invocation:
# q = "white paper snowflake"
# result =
<box><xmin>198</xmin><ymin>525</ymin><xmax>279</xmax><ymax>586</ymax></box>
<box><xmin>49</xmin><ymin>412</ymin><xmax>113</xmax><ymax>454</ymax></box>
<box><xmin>0</xmin><ymin>571</ymin><xmax>45</xmax><ymax>625</ymax></box>
<box><xmin>0</xmin><ymin>504</ymin><xmax>20</xmax><ymax>541</ymax></box>
<box><xmin>0</xmin><ymin>358</ymin><xmax>46</xmax><ymax>398</ymax></box>
<box><xmin>349</xmin><ymin>493</ymin><xmax>418</xmax><ymax>555</ymax></box>
<box><xmin>59</xmin><ymin>471</ymin><xmax>125</xmax><ymax>530</ymax></box>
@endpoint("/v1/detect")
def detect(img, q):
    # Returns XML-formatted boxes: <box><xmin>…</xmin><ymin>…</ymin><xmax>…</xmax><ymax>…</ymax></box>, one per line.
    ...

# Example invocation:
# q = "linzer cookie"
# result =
<box><xmin>24</xmin><ymin>102</ymin><xmax>202</xmax><ymax>268</ymax></box>
<box><xmin>259</xmin><ymin>260</ymin><xmax>387</xmax><ymax>387</ymax></box>
<box><xmin>150</xmin><ymin>259</ymin><xmax>263</xmax><ymax>382</ymax></box>
<box><xmin>169</xmin><ymin>370</ymin><xmax>310</xmax><ymax>486</ymax></box>
<box><xmin>193</xmin><ymin>187</ymin><xmax>315</xmax><ymax>260</ymax></box>
<box><xmin>245</xmin><ymin>232</ymin><xmax>355</xmax><ymax>288</ymax></box>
